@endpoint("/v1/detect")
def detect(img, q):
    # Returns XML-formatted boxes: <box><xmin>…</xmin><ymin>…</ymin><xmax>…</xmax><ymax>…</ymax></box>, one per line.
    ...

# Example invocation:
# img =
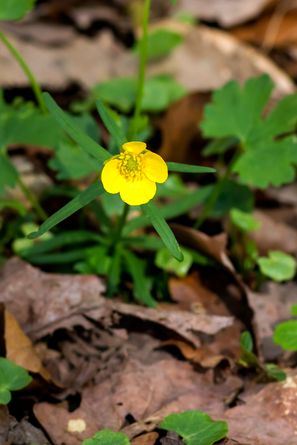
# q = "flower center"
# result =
<box><xmin>118</xmin><ymin>152</ymin><xmax>144</xmax><ymax>181</ymax></box>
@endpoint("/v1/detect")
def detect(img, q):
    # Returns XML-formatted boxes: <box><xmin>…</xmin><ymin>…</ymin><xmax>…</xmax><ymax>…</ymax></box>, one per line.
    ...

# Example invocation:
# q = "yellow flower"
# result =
<box><xmin>101</xmin><ymin>141</ymin><xmax>168</xmax><ymax>206</ymax></box>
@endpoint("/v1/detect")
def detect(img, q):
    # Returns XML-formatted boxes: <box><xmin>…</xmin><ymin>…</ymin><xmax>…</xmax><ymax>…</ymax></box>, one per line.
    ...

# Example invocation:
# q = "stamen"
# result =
<box><xmin>117</xmin><ymin>152</ymin><xmax>144</xmax><ymax>181</ymax></box>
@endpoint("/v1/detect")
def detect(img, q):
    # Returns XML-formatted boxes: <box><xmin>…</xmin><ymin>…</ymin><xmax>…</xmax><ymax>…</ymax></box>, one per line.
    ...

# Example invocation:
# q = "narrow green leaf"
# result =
<box><xmin>43</xmin><ymin>93</ymin><xmax>110</xmax><ymax>163</ymax></box>
<box><xmin>142</xmin><ymin>202</ymin><xmax>183</xmax><ymax>261</ymax></box>
<box><xmin>125</xmin><ymin>251</ymin><xmax>156</xmax><ymax>307</ymax></box>
<box><xmin>96</xmin><ymin>100</ymin><xmax>127</xmax><ymax>147</ymax></box>
<box><xmin>124</xmin><ymin>188</ymin><xmax>209</xmax><ymax>234</ymax></box>
<box><xmin>28</xmin><ymin>183</ymin><xmax>104</xmax><ymax>239</ymax></box>
<box><xmin>0</xmin><ymin>152</ymin><xmax>18</xmax><ymax>194</ymax></box>
<box><xmin>167</xmin><ymin>162</ymin><xmax>216</xmax><ymax>174</ymax></box>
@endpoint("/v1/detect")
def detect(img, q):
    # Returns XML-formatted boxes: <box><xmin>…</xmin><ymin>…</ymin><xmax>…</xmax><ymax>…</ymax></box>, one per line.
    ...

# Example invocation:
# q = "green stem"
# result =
<box><xmin>0</xmin><ymin>30</ymin><xmax>47</xmax><ymax>113</ymax></box>
<box><xmin>16</xmin><ymin>176</ymin><xmax>48</xmax><ymax>221</ymax></box>
<box><xmin>194</xmin><ymin>153</ymin><xmax>239</xmax><ymax>229</ymax></box>
<box><xmin>129</xmin><ymin>0</ymin><xmax>151</xmax><ymax>139</ymax></box>
<box><xmin>111</xmin><ymin>204</ymin><xmax>130</xmax><ymax>248</ymax></box>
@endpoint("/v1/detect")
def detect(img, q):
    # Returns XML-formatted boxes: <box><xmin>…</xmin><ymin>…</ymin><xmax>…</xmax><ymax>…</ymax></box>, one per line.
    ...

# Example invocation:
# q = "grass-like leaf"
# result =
<box><xmin>142</xmin><ymin>201</ymin><xmax>183</xmax><ymax>261</ymax></box>
<box><xmin>43</xmin><ymin>93</ymin><xmax>110</xmax><ymax>163</ymax></box>
<box><xmin>167</xmin><ymin>162</ymin><xmax>216</xmax><ymax>174</ymax></box>
<box><xmin>96</xmin><ymin>99</ymin><xmax>127</xmax><ymax>147</ymax></box>
<box><xmin>28</xmin><ymin>183</ymin><xmax>104</xmax><ymax>239</ymax></box>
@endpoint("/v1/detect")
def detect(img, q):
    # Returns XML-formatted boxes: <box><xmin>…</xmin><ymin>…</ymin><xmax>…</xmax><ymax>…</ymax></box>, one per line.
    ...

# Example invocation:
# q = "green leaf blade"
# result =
<box><xmin>167</xmin><ymin>162</ymin><xmax>216</xmax><ymax>174</ymax></box>
<box><xmin>142</xmin><ymin>202</ymin><xmax>183</xmax><ymax>261</ymax></box>
<box><xmin>28</xmin><ymin>182</ymin><xmax>104</xmax><ymax>239</ymax></box>
<box><xmin>43</xmin><ymin>93</ymin><xmax>110</xmax><ymax>163</ymax></box>
<box><xmin>96</xmin><ymin>99</ymin><xmax>127</xmax><ymax>147</ymax></box>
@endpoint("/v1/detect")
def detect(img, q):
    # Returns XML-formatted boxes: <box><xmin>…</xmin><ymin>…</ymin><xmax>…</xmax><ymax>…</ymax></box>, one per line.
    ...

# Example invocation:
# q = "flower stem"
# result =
<box><xmin>111</xmin><ymin>203</ymin><xmax>130</xmax><ymax>248</ymax></box>
<box><xmin>16</xmin><ymin>175</ymin><xmax>48</xmax><ymax>221</ymax></box>
<box><xmin>194</xmin><ymin>152</ymin><xmax>239</xmax><ymax>230</ymax></box>
<box><xmin>0</xmin><ymin>30</ymin><xmax>47</xmax><ymax>113</ymax></box>
<box><xmin>129</xmin><ymin>0</ymin><xmax>151</xmax><ymax>139</ymax></box>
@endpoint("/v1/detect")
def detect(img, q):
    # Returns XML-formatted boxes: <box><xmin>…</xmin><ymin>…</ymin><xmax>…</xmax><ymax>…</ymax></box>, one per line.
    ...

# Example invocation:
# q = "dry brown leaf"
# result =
<box><xmin>251</xmin><ymin>210</ymin><xmax>297</xmax><ymax>255</ymax></box>
<box><xmin>0</xmin><ymin>405</ymin><xmax>50</xmax><ymax>445</ymax></box>
<box><xmin>0</xmin><ymin>258</ymin><xmax>105</xmax><ymax>338</ymax></box>
<box><xmin>224</xmin><ymin>373</ymin><xmax>297</xmax><ymax>444</ymax></box>
<box><xmin>171</xmin><ymin>224</ymin><xmax>235</xmax><ymax>273</ymax></box>
<box><xmin>105</xmin><ymin>299</ymin><xmax>234</xmax><ymax>347</ymax></box>
<box><xmin>132</xmin><ymin>432</ymin><xmax>159</xmax><ymax>445</ymax></box>
<box><xmin>247</xmin><ymin>282</ymin><xmax>297</xmax><ymax>361</ymax></box>
<box><xmin>148</xmin><ymin>24</ymin><xmax>294</xmax><ymax>96</ymax></box>
<box><xmin>175</xmin><ymin>0</ymin><xmax>276</xmax><ymax>27</ymax></box>
<box><xmin>231</xmin><ymin>8</ymin><xmax>297</xmax><ymax>49</ymax></box>
<box><xmin>4</xmin><ymin>310</ymin><xmax>50</xmax><ymax>380</ymax></box>
<box><xmin>35</xmin><ymin>358</ymin><xmax>241</xmax><ymax>444</ymax></box>
<box><xmin>0</xmin><ymin>22</ymin><xmax>294</xmax><ymax>98</ymax></box>
<box><xmin>157</xmin><ymin>93</ymin><xmax>210</xmax><ymax>163</ymax></box>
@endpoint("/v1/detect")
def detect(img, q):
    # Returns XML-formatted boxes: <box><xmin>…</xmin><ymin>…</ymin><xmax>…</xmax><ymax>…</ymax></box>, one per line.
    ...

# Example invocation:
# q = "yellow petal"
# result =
<box><xmin>101</xmin><ymin>158</ymin><xmax>123</xmax><ymax>194</ymax></box>
<box><xmin>122</xmin><ymin>141</ymin><xmax>147</xmax><ymax>155</ymax></box>
<box><xmin>143</xmin><ymin>151</ymin><xmax>168</xmax><ymax>184</ymax></box>
<box><xmin>120</xmin><ymin>177</ymin><xmax>156</xmax><ymax>206</ymax></box>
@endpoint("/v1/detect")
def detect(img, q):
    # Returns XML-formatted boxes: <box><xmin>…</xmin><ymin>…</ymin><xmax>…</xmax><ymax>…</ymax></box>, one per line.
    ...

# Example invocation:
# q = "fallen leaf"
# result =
<box><xmin>4</xmin><ymin>310</ymin><xmax>50</xmax><ymax>380</ymax></box>
<box><xmin>224</xmin><ymin>373</ymin><xmax>297</xmax><ymax>445</ymax></box>
<box><xmin>231</xmin><ymin>8</ymin><xmax>297</xmax><ymax>49</ymax></box>
<box><xmin>0</xmin><ymin>405</ymin><xmax>50</xmax><ymax>445</ymax></box>
<box><xmin>157</xmin><ymin>93</ymin><xmax>210</xmax><ymax>163</ymax></box>
<box><xmin>0</xmin><ymin>257</ymin><xmax>105</xmax><ymax>338</ymax></box>
<box><xmin>174</xmin><ymin>0</ymin><xmax>276</xmax><ymax>27</ymax></box>
<box><xmin>247</xmin><ymin>281</ymin><xmax>297</xmax><ymax>361</ymax></box>
<box><xmin>250</xmin><ymin>210</ymin><xmax>297</xmax><ymax>255</ymax></box>
<box><xmin>132</xmin><ymin>432</ymin><xmax>159</xmax><ymax>445</ymax></box>
<box><xmin>35</xmin><ymin>358</ymin><xmax>241</xmax><ymax>445</ymax></box>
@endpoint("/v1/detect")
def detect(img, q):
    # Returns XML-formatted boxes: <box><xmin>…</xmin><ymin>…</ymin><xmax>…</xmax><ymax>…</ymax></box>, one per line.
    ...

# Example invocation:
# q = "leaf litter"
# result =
<box><xmin>2</xmin><ymin>1</ymin><xmax>297</xmax><ymax>444</ymax></box>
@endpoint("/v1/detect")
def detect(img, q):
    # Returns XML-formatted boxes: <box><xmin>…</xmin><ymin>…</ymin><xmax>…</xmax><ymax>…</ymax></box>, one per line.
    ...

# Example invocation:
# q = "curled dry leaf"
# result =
<box><xmin>132</xmin><ymin>432</ymin><xmax>159</xmax><ymax>445</ymax></box>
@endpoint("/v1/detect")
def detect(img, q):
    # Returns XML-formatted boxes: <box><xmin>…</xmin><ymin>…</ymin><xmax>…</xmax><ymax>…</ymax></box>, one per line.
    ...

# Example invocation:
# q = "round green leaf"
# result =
<box><xmin>82</xmin><ymin>429</ymin><xmax>130</xmax><ymax>445</ymax></box>
<box><xmin>274</xmin><ymin>320</ymin><xmax>297</xmax><ymax>351</ymax></box>
<box><xmin>160</xmin><ymin>410</ymin><xmax>228</xmax><ymax>445</ymax></box>
<box><xmin>0</xmin><ymin>0</ymin><xmax>36</xmax><ymax>20</ymax></box>
<box><xmin>257</xmin><ymin>251</ymin><xmax>296</xmax><ymax>282</ymax></box>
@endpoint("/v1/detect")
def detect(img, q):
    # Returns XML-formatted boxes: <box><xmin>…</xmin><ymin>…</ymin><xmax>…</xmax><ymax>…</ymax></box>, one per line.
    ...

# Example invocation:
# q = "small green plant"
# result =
<box><xmin>82</xmin><ymin>430</ymin><xmax>129</xmax><ymax>445</ymax></box>
<box><xmin>0</xmin><ymin>357</ymin><xmax>32</xmax><ymax>404</ymax></box>
<box><xmin>160</xmin><ymin>410</ymin><xmax>228</xmax><ymax>445</ymax></box>
<box><xmin>82</xmin><ymin>410</ymin><xmax>228</xmax><ymax>445</ymax></box>
<box><xmin>274</xmin><ymin>305</ymin><xmax>297</xmax><ymax>351</ymax></box>
<box><xmin>198</xmin><ymin>75</ymin><xmax>297</xmax><ymax>228</ymax></box>
<box><xmin>239</xmin><ymin>331</ymin><xmax>286</xmax><ymax>381</ymax></box>
<box><xmin>229</xmin><ymin>209</ymin><xmax>297</xmax><ymax>282</ymax></box>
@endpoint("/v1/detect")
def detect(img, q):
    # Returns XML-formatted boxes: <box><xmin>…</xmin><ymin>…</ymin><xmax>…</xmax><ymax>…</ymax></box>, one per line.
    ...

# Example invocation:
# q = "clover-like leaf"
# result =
<box><xmin>82</xmin><ymin>429</ymin><xmax>130</xmax><ymax>445</ymax></box>
<box><xmin>257</xmin><ymin>250</ymin><xmax>296</xmax><ymax>282</ymax></box>
<box><xmin>230</xmin><ymin>209</ymin><xmax>260</xmax><ymax>232</ymax></box>
<box><xmin>274</xmin><ymin>320</ymin><xmax>297</xmax><ymax>351</ymax></box>
<box><xmin>201</xmin><ymin>75</ymin><xmax>273</xmax><ymax>143</ymax></box>
<box><xmin>0</xmin><ymin>358</ymin><xmax>32</xmax><ymax>405</ymax></box>
<box><xmin>160</xmin><ymin>410</ymin><xmax>228</xmax><ymax>445</ymax></box>
<box><xmin>0</xmin><ymin>0</ymin><xmax>36</xmax><ymax>20</ymax></box>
